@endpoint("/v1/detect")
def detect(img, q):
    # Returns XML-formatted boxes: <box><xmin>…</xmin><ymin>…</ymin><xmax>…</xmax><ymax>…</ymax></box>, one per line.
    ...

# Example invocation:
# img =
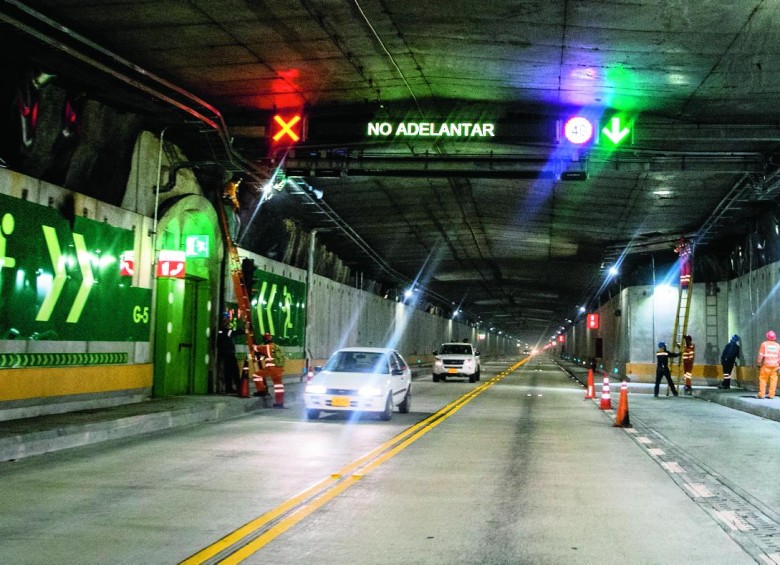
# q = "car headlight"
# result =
<box><xmin>358</xmin><ymin>386</ymin><xmax>383</xmax><ymax>397</ymax></box>
<box><xmin>434</xmin><ymin>358</ymin><xmax>443</xmax><ymax>368</ymax></box>
<box><xmin>306</xmin><ymin>384</ymin><xmax>326</xmax><ymax>394</ymax></box>
<box><xmin>463</xmin><ymin>359</ymin><xmax>475</xmax><ymax>369</ymax></box>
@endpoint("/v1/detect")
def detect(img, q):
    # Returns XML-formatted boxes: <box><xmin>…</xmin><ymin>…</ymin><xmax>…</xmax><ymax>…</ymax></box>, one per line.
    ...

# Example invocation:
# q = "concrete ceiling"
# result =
<box><xmin>4</xmin><ymin>0</ymin><xmax>780</xmax><ymax>344</ymax></box>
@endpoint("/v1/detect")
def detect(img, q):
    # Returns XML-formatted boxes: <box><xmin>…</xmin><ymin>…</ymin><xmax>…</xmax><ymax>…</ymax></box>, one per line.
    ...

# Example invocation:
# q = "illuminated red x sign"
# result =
<box><xmin>272</xmin><ymin>114</ymin><xmax>302</xmax><ymax>142</ymax></box>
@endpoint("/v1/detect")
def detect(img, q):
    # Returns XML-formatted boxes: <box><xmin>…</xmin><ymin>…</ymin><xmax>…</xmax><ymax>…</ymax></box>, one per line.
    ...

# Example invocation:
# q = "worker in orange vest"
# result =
<box><xmin>252</xmin><ymin>332</ymin><xmax>286</xmax><ymax>407</ymax></box>
<box><xmin>674</xmin><ymin>236</ymin><xmax>692</xmax><ymax>288</ymax></box>
<box><xmin>221</xmin><ymin>178</ymin><xmax>241</xmax><ymax>239</ymax></box>
<box><xmin>681</xmin><ymin>335</ymin><xmax>695</xmax><ymax>395</ymax></box>
<box><xmin>756</xmin><ymin>330</ymin><xmax>780</xmax><ymax>399</ymax></box>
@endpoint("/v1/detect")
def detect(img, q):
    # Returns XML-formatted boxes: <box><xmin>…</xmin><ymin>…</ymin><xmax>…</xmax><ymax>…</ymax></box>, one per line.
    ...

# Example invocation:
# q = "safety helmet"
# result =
<box><xmin>768</xmin><ymin>330</ymin><xmax>777</xmax><ymax>341</ymax></box>
<box><xmin>658</xmin><ymin>341</ymin><xmax>666</xmax><ymax>349</ymax></box>
<box><xmin>262</xmin><ymin>332</ymin><xmax>272</xmax><ymax>343</ymax></box>
<box><xmin>731</xmin><ymin>334</ymin><xmax>740</xmax><ymax>343</ymax></box>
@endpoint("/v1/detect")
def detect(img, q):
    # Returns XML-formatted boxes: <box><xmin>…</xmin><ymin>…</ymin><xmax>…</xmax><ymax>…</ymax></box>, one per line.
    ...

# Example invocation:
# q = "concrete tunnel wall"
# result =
<box><xmin>563</xmin><ymin>264</ymin><xmax>780</xmax><ymax>391</ymax></box>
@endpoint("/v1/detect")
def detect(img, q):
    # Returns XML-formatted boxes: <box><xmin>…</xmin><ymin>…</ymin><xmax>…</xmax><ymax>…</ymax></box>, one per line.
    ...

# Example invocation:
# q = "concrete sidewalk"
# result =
<box><xmin>555</xmin><ymin>358</ymin><xmax>780</xmax><ymax>425</ymax></box>
<box><xmin>0</xmin><ymin>375</ymin><xmax>310</xmax><ymax>463</ymax></box>
<box><xmin>0</xmin><ymin>368</ymin><xmax>432</xmax><ymax>463</ymax></box>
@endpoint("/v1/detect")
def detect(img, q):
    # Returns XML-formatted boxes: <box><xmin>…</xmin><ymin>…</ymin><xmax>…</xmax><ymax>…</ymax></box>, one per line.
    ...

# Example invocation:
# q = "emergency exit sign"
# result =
<box><xmin>587</xmin><ymin>313</ymin><xmax>600</xmax><ymax>329</ymax></box>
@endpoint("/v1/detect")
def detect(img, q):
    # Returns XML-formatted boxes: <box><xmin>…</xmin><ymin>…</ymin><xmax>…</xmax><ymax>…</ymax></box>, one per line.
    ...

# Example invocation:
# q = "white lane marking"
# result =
<box><xmin>661</xmin><ymin>461</ymin><xmax>685</xmax><ymax>473</ymax></box>
<box><xmin>624</xmin><ymin>428</ymin><xmax>638</xmax><ymax>434</ymax></box>
<box><xmin>648</xmin><ymin>448</ymin><xmax>665</xmax><ymax>456</ymax></box>
<box><xmin>637</xmin><ymin>436</ymin><xmax>653</xmax><ymax>444</ymax></box>
<box><xmin>715</xmin><ymin>510</ymin><xmax>753</xmax><ymax>531</ymax></box>
<box><xmin>684</xmin><ymin>483</ymin><xmax>714</xmax><ymax>498</ymax></box>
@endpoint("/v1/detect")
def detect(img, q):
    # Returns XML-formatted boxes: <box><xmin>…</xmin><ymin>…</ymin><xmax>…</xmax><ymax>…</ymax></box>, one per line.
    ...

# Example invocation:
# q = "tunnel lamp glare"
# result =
<box><xmin>609</xmin><ymin>266</ymin><xmax>619</xmax><ymax>276</ymax></box>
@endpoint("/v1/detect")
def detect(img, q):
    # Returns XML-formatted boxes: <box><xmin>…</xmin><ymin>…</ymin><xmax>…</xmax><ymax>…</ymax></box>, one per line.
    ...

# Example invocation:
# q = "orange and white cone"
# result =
<box><xmin>614</xmin><ymin>380</ymin><xmax>631</xmax><ymax>427</ymax></box>
<box><xmin>238</xmin><ymin>360</ymin><xmax>250</xmax><ymax>398</ymax></box>
<box><xmin>585</xmin><ymin>369</ymin><xmax>595</xmax><ymax>399</ymax></box>
<box><xmin>599</xmin><ymin>375</ymin><xmax>612</xmax><ymax>410</ymax></box>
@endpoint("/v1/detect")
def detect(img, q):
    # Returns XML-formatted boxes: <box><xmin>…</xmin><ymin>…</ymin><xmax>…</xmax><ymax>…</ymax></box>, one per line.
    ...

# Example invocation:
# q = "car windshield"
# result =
<box><xmin>440</xmin><ymin>344</ymin><xmax>472</xmax><ymax>355</ymax></box>
<box><xmin>323</xmin><ymin>351</ymin><xmax>390</xmax><ymax>374</ymax></box>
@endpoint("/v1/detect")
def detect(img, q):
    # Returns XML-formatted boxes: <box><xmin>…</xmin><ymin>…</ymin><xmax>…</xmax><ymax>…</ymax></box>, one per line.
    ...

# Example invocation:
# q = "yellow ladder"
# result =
<box><xmin>671</xmin><ymin>277</ymin><xmax>693</xmax><ymax>392</ymax></box>
<box><xmin>216</xmin><ymin>198</ymin><xmax>260</xmax><ymax>382</ymax></box>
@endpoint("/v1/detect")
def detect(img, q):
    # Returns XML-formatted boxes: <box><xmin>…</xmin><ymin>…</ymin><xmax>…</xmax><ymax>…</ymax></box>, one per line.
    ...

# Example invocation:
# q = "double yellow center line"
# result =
<box><xmin>182</xmin><ymin>358</ymin><xmax>527</xmax><ymax>564</ymax></box>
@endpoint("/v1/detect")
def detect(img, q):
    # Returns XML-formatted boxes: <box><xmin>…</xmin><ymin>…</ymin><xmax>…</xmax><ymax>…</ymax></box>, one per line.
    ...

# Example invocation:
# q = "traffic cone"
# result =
<box><xmin>599</xmin><ymin>375</ymin><xmax>612</xmax><ymax>410</ymax></box>
<box><xmin>238</xmin><ymin>360</ymin><xmax>250</xmax><ymax>398</ymax></box>
<box><xmin>614</xmin><ymin>380</ymin><xmax>631</xmax><ymax>427</ymax></box>
<box><xmin>584</xmin><ymin>369</ymin><xmax>595</xmax><ymax>399</ymax></box>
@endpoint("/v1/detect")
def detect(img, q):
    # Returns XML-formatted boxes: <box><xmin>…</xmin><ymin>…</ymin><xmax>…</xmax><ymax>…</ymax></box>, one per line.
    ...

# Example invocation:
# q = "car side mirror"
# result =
<box><xmin>432</xmin><ymin>351</ymin><xmax>438</xmax><ymax>356</ymax></box>
<box><xmin>314</xmin><ymin>366</ymin><xmax>323</xmax><ymax>372</ymax></box>
<box><xmin>392</xmin><ymin>368</ymin><xmax>404</xmax><ymax>376</ymax></box>
<box><xmin>475</xmin><ymin>351</ymin><xmax>480</xmax><ymax>356</ymax></box>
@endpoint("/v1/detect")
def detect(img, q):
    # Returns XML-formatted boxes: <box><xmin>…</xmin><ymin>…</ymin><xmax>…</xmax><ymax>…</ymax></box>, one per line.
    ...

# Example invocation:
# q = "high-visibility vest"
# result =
<box><xmin>758</xmin><ymin>341</ymin><xmax>780</xmax><ymax>368</ymax></box>
<box><xmin>256</xmin><ymin>344</ymin><xmax>276</xmax><ymax>367</ymax></box>
<box><xmin>682</xmin><ymin>345</ymin><xmax>695</xmax><ymax>361</ymax></box>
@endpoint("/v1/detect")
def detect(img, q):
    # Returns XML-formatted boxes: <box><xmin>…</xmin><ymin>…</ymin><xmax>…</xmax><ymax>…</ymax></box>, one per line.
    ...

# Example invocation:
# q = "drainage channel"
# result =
<box><xmin>619</xmin><ymin>412</ymin><xmax>780</xmax><ymax>565</ymax></box>
<box><xmin>556</xmin><ymin>360</ymin><xmax>780</xmax><ymax>563</ymax></box>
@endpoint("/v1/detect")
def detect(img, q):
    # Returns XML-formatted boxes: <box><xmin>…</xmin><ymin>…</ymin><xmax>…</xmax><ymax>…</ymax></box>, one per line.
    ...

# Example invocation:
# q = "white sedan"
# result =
<box><xmin>304</xmin><ymin>347</ymin><xmax>412</xmax><ymax>421</ymax></box>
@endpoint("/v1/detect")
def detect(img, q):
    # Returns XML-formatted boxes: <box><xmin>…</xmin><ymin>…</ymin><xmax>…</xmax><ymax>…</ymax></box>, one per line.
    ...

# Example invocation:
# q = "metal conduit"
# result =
<box><xmin>0</xmin><ymin>0</ymin><xmax>268</xmax><ymax>184</ymax></box>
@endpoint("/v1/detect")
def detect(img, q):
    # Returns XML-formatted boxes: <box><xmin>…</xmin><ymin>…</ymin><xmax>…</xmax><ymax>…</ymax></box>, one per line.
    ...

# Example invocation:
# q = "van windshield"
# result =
<box><xmin>440</xmin><ymin>344</ymin><xmax>472</xmax><ymax>355</ymax></box>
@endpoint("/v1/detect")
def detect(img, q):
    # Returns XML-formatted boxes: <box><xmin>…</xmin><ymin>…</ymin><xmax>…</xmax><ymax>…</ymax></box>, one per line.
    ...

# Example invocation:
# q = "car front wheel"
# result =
<box><xmin>306</xmin><ymin>408</ymin><xmax>320</xmax><ymax>420</ymax></box>
<box><xmin>432</xmin><ymin>373</ymin><xmax>440</xmax><ymax>382</ymax></box>
<box><xmin>399</xmin><ymin>388</ymin><xmax>411</xmax><ymax>413</ymax></box>
<box><xmin>380</xmin><ymin>394</ymin><xmax>393</xmax><ymax>421</ymax></box>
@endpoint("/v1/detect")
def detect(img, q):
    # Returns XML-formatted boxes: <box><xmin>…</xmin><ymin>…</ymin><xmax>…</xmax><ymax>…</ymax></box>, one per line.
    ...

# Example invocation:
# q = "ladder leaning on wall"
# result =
<box><xmin>670</xmin><ymin>259</ymin><xmax>694</xmax><ymax>395</ymax></box>
<box><xmin>215</xmin><ymin>193</ymin><xmax>263</xmax><ymax>395</ymax></box>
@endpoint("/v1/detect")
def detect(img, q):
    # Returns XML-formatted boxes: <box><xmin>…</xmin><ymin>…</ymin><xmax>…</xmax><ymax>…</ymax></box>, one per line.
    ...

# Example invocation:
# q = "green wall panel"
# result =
<box><xmin>250</xmin><ymin>270</ymin><xmax>306</xmax><ymax>348</ymax></box>
<box><xmin>0</xmin><ymin>193</ymin><xmax>151</xmax><ymax>341</ymax></box>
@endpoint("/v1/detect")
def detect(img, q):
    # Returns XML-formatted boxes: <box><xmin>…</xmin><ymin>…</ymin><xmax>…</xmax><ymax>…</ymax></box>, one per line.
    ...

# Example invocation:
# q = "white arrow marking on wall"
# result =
<box><xmin>256</xmin><ymin>281</ymin><xmax>268</xmax><ymax>334</ymax></box>
<box><xmin>66</xmin><ymin>233</ymin><xmax>94</xmax><ymax>323</ymax></box>
<box><xmin>36</xmin><ymin>226</ymin><xmax>67</xmax><ymax>322</ymax></box>
<box><xmin>265</xmin><ymin>283</ymin><xmax>277</xmax><ymax>336</ymax></box>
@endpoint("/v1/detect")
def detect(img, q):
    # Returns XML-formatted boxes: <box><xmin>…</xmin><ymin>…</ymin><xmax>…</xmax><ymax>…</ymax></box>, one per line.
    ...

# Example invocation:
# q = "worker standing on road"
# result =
<box><xmin>682</xmin><ymin>335</ymin><xmax>695</xmax><ymax>395</ymax></box>
<box><xmin>217</xmin><ymin>316</ymin><xmax>241</xmax><ymax>394</ymax></box>
<box><xmin>655</xmin><ymin>341</ymin><xmax>679</xmax><ymax>397</ymax></box>
<box><xmin>253</xmin><ymin>332</ymin><xmax>286</xmax><ymax>407</ymax></box>
<box><xmin>718</xmin><ymin>335</ymin><xmax>742</xmax><ymax>389</ymax></box>
<box><xmin>756</xmin><ymin>330</ymin><xmax>780</xmax><ymax>399</ymax></box>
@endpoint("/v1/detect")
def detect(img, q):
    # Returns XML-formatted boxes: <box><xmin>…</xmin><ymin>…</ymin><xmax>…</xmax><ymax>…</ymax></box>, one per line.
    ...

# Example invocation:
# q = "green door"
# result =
<box><xmin>153</xmin><ymin>275</ymin><xmax>209</xmax><ymax>396</ymax></box>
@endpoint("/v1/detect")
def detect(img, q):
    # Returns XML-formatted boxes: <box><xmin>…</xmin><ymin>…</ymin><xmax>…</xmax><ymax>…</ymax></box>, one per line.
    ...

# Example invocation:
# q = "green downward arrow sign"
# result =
<box><xmin>601</xmin><ymin>117</ymin><xmax>631</xmax><ymax>145</ymax></box>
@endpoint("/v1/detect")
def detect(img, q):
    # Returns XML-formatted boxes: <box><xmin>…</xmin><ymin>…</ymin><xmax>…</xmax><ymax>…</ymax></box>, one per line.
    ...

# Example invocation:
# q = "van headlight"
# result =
<box><xmin>306</xmin><ymin>384</ymin><xmax>326</xmax><ymax>394</ymax></box>
<box><xmin>359</xmin><ymin>386</ymin><xmax>383</xmax><ymax>397</ymax></box>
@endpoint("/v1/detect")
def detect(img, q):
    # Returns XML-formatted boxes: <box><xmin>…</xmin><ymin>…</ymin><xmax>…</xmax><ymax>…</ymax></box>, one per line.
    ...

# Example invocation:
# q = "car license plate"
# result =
<box><xmin>331</xmin><ymin>396</ymin><xmax>350</xmax><ymax>407</ymax></box>
<box><xmin>447</xmin><ymin>368</ymin><xmax>457</xmax><ymax>374</ymax></box>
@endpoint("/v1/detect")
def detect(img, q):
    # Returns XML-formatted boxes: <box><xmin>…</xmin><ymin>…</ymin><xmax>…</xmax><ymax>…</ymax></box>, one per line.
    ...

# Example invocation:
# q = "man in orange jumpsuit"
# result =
<box><xmin>252</xmin><ymin>332</ymin><xmax>286</xmax><ymax>407</ymax></box>
<box><xmin>682</xmin><ymin>335</ymin><xmax>695</xmax><ymax>395</ymax></box>
<box><xmin>756</xmin><ymin>330</ymin><xmax>780</xmax><ymax>399</ymax></box>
